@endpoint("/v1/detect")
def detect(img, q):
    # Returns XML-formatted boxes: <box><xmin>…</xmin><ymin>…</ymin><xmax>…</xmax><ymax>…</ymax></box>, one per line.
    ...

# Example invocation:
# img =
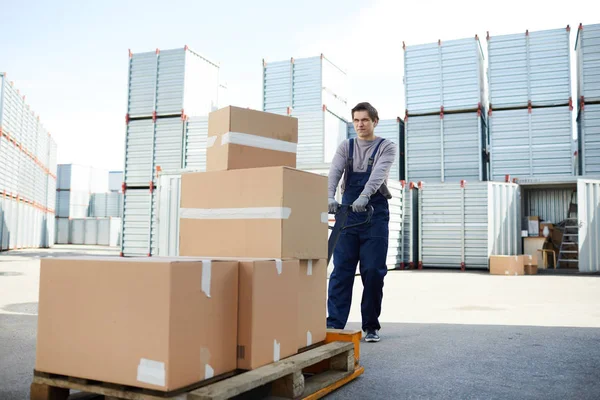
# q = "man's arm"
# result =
<box><xmin>360</xmin><ymin>140</ymin><xmax>397</xmax><ymax>198</ymax></box>
<box><xmin>328</xmin><ymin>140</ymin><xmax>348</xmax><ymax>199</ymax></box>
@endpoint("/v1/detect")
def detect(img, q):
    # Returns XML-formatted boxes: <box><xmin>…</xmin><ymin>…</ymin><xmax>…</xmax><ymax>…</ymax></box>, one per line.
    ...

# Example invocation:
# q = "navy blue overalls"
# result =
<box><xmin>327</xmin><ymin>137</ymin><xmax>389</xmax><ymax>332</ymax></box>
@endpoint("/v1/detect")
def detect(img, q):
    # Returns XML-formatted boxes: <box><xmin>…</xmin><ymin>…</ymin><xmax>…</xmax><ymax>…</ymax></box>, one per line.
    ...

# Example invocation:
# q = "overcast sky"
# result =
<box><xmin>0</xmin><ymin>0</ymin><xmax>598</xmax><ymax>171</ymax></box>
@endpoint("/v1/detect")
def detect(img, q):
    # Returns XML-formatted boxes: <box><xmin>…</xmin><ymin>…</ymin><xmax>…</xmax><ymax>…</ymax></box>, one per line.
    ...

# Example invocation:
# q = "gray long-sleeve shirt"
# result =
<box><xmin>328</xmin><ymin>137</ymin><xmax>398</xmax><ymax>200</ymax></box>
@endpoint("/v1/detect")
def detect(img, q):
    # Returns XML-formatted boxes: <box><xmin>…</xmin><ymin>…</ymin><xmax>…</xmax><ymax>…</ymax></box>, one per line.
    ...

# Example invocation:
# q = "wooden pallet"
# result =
<box><xmin>31</xmin><ymin>330</ymin><xmax>363</xmax><ymax>400</ymax></box>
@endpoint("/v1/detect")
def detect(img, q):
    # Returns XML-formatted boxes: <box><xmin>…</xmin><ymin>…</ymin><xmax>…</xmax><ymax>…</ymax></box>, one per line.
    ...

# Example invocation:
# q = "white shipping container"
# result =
<box><xmin>56</xmin><ymin>191</ymin><xmax>90</xmax><ymax>218</ymax></box>
<box><xmin>577</xmin><ymin>179</ymin><xmax>600</xmax><ymax>272</ymax></box>
<box><xmin>406</xmin><ymin>110</ymin><xmax>487</xmax><ymax>183</ymax></box>
<box><xmin>404</xmin><ymin>36</ymin><xmax>485</xmax><ymax>115</ymax></box>
<box><xmin>263</xmin><ymin>54</ymin><xmax>348</xmax><ymax>119</ymax></box>
<box><xmin>489</xmin><ymin>106</ymin><xmax>574</xmax><ymax>181</ymax></box>
<box><xmin>488</xmin><ymin>27</ymin><xmax>572</xmax><ymax>109</ymax></box>
<box><xmin>417</xmin><ymin>181</ymin><xmax>521</xmax><ymax>269</ymax></box>
<box><xmin>55</xmin><ymin>217</ymin><xmax>70</xmax><ymax>245</ymax></box>
<box><xmin>109</xmin><ymin>171</ymin><xmax>123</xmax><ymax>192</ymax></box>
<box><xmin>0</xmin><ymin>73</ymin><xmax>25</xmax><ymax>143</ymax></box>
<box><xmin>576</xmin><ymin>23</ymin><xmax>600</xmax><ymax>104</ymax></box>
<box><xmin>127</xmin><ymin>47</ymin><xmax>220</xmax><ymax>118</ymax></box>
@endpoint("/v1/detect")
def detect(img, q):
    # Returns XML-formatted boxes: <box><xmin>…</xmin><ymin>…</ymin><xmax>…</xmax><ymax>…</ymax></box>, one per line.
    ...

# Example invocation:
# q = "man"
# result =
<box><xmin>327</xmin><ymin>102</ymin><xmax>397</xmax><ymax>343</ymax></box>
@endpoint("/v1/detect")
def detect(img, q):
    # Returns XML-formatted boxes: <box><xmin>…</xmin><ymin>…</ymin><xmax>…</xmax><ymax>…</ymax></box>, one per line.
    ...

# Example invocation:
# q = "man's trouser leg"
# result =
<box><xmin>359</xmin><ymin>219</ymin><xmax>389</xmax><ymax>332</ymax></box>
<box><xmin>327</xmin><ymin>229</ymin><xmax>359</xmax><ymax>329</ymax></box>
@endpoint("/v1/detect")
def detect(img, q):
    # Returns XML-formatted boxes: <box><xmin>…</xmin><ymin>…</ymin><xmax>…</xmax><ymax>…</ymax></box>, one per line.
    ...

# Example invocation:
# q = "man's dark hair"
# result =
<box><xmin>351</xmin><ymin>102</ymin><xmax>379</xmax><ymax>122</ymax></box>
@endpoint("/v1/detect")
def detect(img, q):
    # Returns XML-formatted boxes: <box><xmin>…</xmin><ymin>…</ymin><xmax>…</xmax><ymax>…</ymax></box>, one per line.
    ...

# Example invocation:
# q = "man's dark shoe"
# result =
<box><xmin>364</xmin><ymin>330</ymin><xmax>380</xmax><ymax>342</ymax></box>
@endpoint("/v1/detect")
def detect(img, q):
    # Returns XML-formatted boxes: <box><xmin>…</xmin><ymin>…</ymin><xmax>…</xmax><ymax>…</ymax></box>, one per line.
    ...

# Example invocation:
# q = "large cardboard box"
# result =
<box><xmin>298</xmin><ymin>260</ymin><xmax>327</xmax><ymax>350</ymax></box>
<box><xmin>237</xmin><ymin>259</ymin><xmax>299</xmax><ymax>370</ymax></box>
<box><xmin>489</xmin><ymin>255</ymin><xmax>525</xmax><ymax>275</ymax></box>
<box><xmin>35</xmin><ymin>257</ymin><xmax>239</xmax><ymax>391</ymax></box>
<box><xmin>179</xmin><ymin>166</ymin><xmax>328</xmax><ymax>259</ymax></box>
<box><xmin>207</xmin><ymin>106</ymin><xmax>298</xmax><ymax>172</ymax></box>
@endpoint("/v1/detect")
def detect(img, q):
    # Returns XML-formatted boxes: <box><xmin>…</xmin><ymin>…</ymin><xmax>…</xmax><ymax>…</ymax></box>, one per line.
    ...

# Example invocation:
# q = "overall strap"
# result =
<box><xmin>366</xmin><ymin>138</ymin><xmax>386</xmax><ymax>175</ymax></box>
<box><xmin>346</xmin><ymin>138</ymin><xmax>355</xmax><ymax>176</ymax></box>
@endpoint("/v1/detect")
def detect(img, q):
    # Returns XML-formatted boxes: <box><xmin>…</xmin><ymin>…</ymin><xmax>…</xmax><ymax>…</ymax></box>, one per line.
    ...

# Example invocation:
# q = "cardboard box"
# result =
<box><xmin>525</xmin><ymin>264</ymin><xmax>538</xmax><ymax>275</ymax></box>
<box><xmin>35</xmin><ymin>257</ymin><xmax>239</xmax><ymax>391</ymax></box>
<box><xmin>237</xmin><ymin>259</ymin><xmax>299</xmax><ymax>370</ymax></box>
<box><xmin>540</xmin><ymin>222</ymin><xmax>553</xmax><ymax>238</ymax></box>
<box><xmin>207</xmin><ymin>106</ymin><xmax>298</xmax><ymax>172</ymax></box>
<box><xmin>489</xmin><ymin>255</ymin><xmax>525</xmax><ymax>275</ymax></box>
<box><xmin>179</xmin><ymin>166</ymin><xmax>328</xmax><ymax>259</ymax></box>
<box><xmin>528</xmin><ymin>216</ymin><xmax>540</xmax><ymax>236</ymax></box>
<box><xmin>298</xmin><ymin>260</ymin><xmax>327</xmax><ymax>350</ymax></box>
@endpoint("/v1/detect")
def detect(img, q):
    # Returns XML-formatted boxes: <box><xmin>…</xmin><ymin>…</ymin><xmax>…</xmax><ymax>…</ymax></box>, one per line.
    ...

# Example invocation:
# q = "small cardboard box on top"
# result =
<box><xmin>489</xmin><ymin>255</ymin><xmax>530</xmax><ymax>275</ymax></box>
<box><xmin>298</xmin><ymin>259</ymin><xmax>327</xmax><ymax>350</ymax></box>
<box><xmin>179</xmin><ymin>166</ymin><xmax>328</xmax><ymax>260</ymax></box>
<box><xmin>35</xmin><ymin>257</ymin><xmax>239</xmax><ymax>391</ymax></box>
<box><xmin>206</xmin><ymin>106</ymin><xmax>298</xmax><ymax>172</ymax></box>
<box><xmin>237</xmin><ymin>259</ymin><xmax>299</xmax><ymax>370</ymax></box>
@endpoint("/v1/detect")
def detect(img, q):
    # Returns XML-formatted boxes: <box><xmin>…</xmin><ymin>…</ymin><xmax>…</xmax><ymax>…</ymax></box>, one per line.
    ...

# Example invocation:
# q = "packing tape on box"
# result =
<box><xmin>180</xmin><ymin>207</ymin><xmax>292</xmax><ymax>220</ymax></box>
<box><xmin>307</xmin><ymin>331</ymin><xmax>313</xmax><ymax>347</ymax></box>
<box><xmin>274</xmin><ymin>339</ymin><xmax>281</xmax><ymax>362</ymax></box>
<box><xmin>307</xmin><ymin>260</ymin><xmax>313</xmax><ymax>276</ymax></box>
<box><xmin>137</xmin><ymin>358</ymin><xmax>166</xmax><ymax>387</ymax></box>
<box><xmin>275</xmin><ymin>259</ymin><xmax>282</xmax><ymax>275</ymax></box>
<box><xmin>207</xmin><ymin>131</ymin><xmax>298</xmax><ymax>153</ymax></box>
<box><xmin>201</xmin><ymin>348</ymin><xmax>214</xmax><ymax>379</ymax></box>
<box><xmin>201</xmin><ymin>260</ymin><xmax>211</xmax><ymax>298</ymax></box>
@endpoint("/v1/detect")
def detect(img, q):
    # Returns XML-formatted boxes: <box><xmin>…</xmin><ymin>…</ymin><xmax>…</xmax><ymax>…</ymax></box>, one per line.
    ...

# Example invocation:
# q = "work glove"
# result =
<box><xmin>352</xmin><ymin>195</ymin><xmax>369</xmax><ymax>213</ymax></box>
<box><xmin>328</xmin><ymin>198</ymin><xmax>340</xmax><ymax>214</ymax></box>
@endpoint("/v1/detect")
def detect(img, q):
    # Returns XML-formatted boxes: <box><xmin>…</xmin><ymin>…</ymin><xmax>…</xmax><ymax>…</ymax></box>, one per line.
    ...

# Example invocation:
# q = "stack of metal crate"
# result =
<box><xmin>262</xmin><ymin>54</ymin><xmax>348</xmax><ymax>171</ymax></box>
<box><xmin>403</xmin><ymin>36</ymin><xmax>489</xmax><ymax>184</ymax></box>
<box><xmin>121</xmin><ymin>46</ymin><xmax>219</xmax><ymax>256</ymax></box>
<box><xmin>0</xmin><ymin>73</ymin><xmax>58</xmax><ymax>251</ymax></box>
<box><xmin>487</xmin><ymin>26</ymin><xmax>574</xmax><ymax>181</ymax></box>
<box><xmin>576</xmin><ymin>23</ymin><xmax>600</xmax><ymax>176</ymax></box>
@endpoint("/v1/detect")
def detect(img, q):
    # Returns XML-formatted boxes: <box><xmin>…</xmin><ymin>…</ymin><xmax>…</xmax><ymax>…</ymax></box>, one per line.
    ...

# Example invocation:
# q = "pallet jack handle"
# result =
<box><xmin>327</xmin><ymin>205</ymin><xmax>374</xmax><ymax>265</ymax></box>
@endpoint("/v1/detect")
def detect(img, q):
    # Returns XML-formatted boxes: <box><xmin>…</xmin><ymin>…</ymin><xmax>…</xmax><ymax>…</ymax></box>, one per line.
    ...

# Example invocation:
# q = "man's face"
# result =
<box><xmin>353</xmin><ymin>110</ymin><xmax>377</xmax><ymax>138</ymax></box>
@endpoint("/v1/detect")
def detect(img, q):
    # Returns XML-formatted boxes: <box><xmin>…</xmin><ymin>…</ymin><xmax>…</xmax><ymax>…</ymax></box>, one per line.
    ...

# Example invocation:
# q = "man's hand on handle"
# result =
<box><xmin>328</xmin><ymin>198</ymin><xmax>340</xmax><ymax>214</ymax></box>
<box><xmin>352</xmin><ymin>195</ymin><xmax>369</xmax><ymax>213</ymax></box>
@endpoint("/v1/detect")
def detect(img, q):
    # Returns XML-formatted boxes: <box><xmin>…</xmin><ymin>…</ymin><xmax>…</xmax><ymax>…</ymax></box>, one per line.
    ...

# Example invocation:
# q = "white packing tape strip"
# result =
<box><xmin>202</xmin><ymin>260</ymin><xmax>211</xmax><ymax>298</ymax></box>
<box><xmin>321</xmin><ymin>212</ymin><xmax>328</xmax><ymax>224</ymax></box>
<box><xmin>307</xmin><ymin>331</ymin><xmax>313</xmax><ymax>347</ymax></box>
<box><xmin>275</xmin><ymin>259</ymin><xmax>282</xmax><ymax>275</ymax></box>
<box><xmin>307</xmin><ymin>260</ymin><xmax>313</xmax><ymax>276</ymax></box>
<box><xmin>137</xmin><ymin>358</ymin><xmax>166</xmax><ymax>387</ymax></box>
<box><xmin>180</xmin><ymin>207</ymin><xmax>292</xmax><ymax>220</ymax></box>
<box><xmin>273</xmin><ymin>339</ymin><xmax>281</xmax><ymax>362</ymax></box>
<box><xmin>205</xmin><ymin>131</ymin><xmax>298</xmax><ymax>153</ymax></box>
<box><xmin>205</xmin><ymin>364</ymin><xmax>214</xmax><ymax>379</ymax></box>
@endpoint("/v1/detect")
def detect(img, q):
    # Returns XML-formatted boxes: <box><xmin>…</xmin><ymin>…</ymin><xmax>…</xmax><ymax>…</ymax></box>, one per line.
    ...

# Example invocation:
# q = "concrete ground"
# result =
<box><xmin>1</xmin><ymin>247</ymin><xmax>600</xmax><ymax>399</ymax></box>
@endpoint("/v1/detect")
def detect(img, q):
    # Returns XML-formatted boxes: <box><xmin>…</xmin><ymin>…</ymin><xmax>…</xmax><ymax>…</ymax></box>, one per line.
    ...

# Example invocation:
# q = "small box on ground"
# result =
<box><xmin>35</xmin><ymin>257</ymin><xmax>239</xmax><ymax>391</ymax></box>
<box><xmin>237</xmin><ymin>259</ymin><xmax>299</xmax><ymax>370</ymax></box>
<box><xmin>489</xmin><ymin>255</ymin><xmax>525</xmax><ymax>275</ymax></box>
<box><xmin>298</xmin><ymin>259</ymin><xmax>327</xmax><ymax>350</ymax></box>
<box><xmin>179</xmin><ymin>166</ymin><xmax>328</xmax><ymax>259</ymax></box>
<box><xmin>207</xmin><ymin>106</ymin><xmax>298</xmax><ymax>172</ymax></box>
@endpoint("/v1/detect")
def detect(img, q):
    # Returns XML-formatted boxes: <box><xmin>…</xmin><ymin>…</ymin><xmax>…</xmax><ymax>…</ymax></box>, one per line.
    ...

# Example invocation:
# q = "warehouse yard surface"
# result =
<box><xmin>1</xmin><ymin>247</ymin><xmax>600</xmax><ymax>399</ymax></box>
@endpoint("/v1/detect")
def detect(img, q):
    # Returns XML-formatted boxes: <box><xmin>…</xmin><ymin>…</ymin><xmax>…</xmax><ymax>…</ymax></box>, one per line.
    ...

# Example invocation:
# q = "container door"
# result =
<box><xmin>577</xmin><ymin>179</ymin><xmax>600</xmax><ymax>272</ymax></box>
<box><xmin>70</xmin><ymin>219</ymin><xmax>85</xmax><ymax>245</ymax></box>
<box><xmin>84</xmin><ymin>219</ymin><xmax>98</xmax><ymax>245</ymax></box>
<box><xmin>157</xmin><ymin>174</ymin><xmax>181</xmax><ymax>256</ymax></box>
<box><xmin>97</xmin><ymin>219</ymin><xmax>109</xmax><ymax>246</ymax></box>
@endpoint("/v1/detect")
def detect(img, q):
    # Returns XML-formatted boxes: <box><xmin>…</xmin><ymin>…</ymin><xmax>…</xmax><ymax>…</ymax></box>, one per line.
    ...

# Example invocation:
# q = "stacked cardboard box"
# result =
<box><xmin>35</xmin><ymin>106</ymin><xmax>329</xmax><ymax>392</ymax></box>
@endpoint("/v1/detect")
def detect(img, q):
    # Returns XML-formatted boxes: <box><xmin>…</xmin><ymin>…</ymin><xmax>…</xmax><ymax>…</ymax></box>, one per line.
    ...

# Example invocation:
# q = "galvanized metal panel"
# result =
<box><xmin>156</xmin><ymin>48</ymin><xmax>186</xmax><ymax>116</ymax></box>
<box><xmin>523</xmin><ymin>187</ymin><xmax>573</xmax><ymax>224</ymax></box>
<box><xmin>124</xmin><ymin>119</ymin><xmax>154</xmax><ymax>187</ymax></box>
<box><xmin>292</xmin><ymin>56</ymin><xmax>322</xmax><ymax>112</ymax></box>
<box><xmin>490</xmin><ymin>106</ymin><xmax>573</xmax><ymax>181</ymax></box>
<box><xmin>107</xmin><ymin>193</ymin><xmax>122</xmax><ymax>217</ymax></box>
<box><xmin>578</xmin><ymin>179</ymin><xmax>600</xmax><ymax>272</ymax></box>
<box><xmin>386</xmin><ymin>180</ymin><xmax>404</xmax><ymax>270</ymax></box>
<box><xmin>579</xmin><ymin>103</ymin><xmax>600</xmax><ymax>175</ymax></box>
<box><xmin>418</xmin><ymin>182</ymin><xmax>519</xmax><ymax>269</ymax></box>
<box><xmin>84</xmin><ymin>219</ymin><xmax>98</xmax><ymax>245</ymax></box>
<box><xmin>184</xmin><ymin>116</ymin><xmax>208</xmax><ymax>170</ymax></box>
<box><xmin>404</xmin><ymin>37</ymin><xmax>484</xmax><ymax>115</ymax></box>
<box><xmin>70</xmin><ymin>219</ymin><xmax>85</xmax><ymax>245</ymax></box>
<box><xmin>262</xmin><ymin>59</ymin><xmax>292</xmax><ymax>115</ymax></box>
<box><xmin>576</xmin><ymin>24</ymin><xmax>600</xmax><ymax>103</ymax></box>
<box><xmin>321</xmin><ymin>56</ymin><xmax>348</xmax><ymax>118</ymax></box>
<box><xmin>0</xmin><ymin>74</ymin><xmax>25</xmax><ymax>140</ymax></box>
<box><xmin>127</xmin><ymin>52</ymin><xmax>158</xmax><ymax>118</ymax></box>
<box><xmin>489</xmin><ymin>27</ymin><xmax>572</xmax><ymax>109</ymax></box>
<box><xmin>46</xmin><ymin>175</ymin><xmax>56</xmax><ymax>212</ymax></box>
<box><xmin>121</xmin><ymin>188</ymin><xmax>154</xmax><ymax>256</ymax></box>
<box><xmin>401</xmin><ymin>184</ymin><xmax>418</xmax><ymax>268</ymax></box>
<box><xmin>109</xmin><ymin>171</ymin><xmax>123</xmax><ymax>192</ymax></box>
<box><xmin>45</xmin><ymin>212</ymin><xmax>55</xmax><ymax>248</ymax></box>
<box><xmin>57</xmin><ymin>164</ymin><xmax>92</xmax><ymax>191</ymax></box>
<box><xmin>347</xmin><ymin>119</ymin><xmax>402</xmax><ymax>181</ymax></box>
<box><xmin>154</xmin><ymin>118</ymin><xmax>184</xmax><ymax>172</ymax></box>
<box><xmin>55</xmin><ymin>217</ymin><xmax>69</xmax><ymax>245</ymax></box>
<box><xmin>97</xmin><ymin>218</ymin><xmax>122</xmax><ymax>246</ymax></box>
<box><xmin>293</xmin><ymin>109</ymin><xmax>323</xmax><ymax>166</ymax></box>
<box><xmin>406</xmin><ymin>112</ymin><xmax>484</xmax><ymax>182</ymax></box>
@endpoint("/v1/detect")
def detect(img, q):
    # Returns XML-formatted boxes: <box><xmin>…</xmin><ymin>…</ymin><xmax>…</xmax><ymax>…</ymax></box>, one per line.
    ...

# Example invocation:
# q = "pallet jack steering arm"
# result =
<box><xmin>327</xmin><ymin>205</ymin><xmax>374</xmax><ymax>265</ymax></box>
